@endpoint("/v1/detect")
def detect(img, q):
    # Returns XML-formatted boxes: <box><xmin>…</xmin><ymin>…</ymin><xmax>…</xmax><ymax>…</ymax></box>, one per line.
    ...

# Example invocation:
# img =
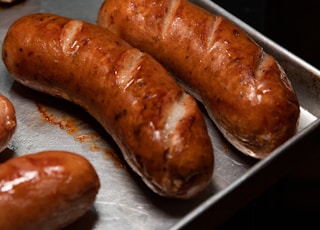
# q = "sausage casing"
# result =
<box><xmin>97</xmin><ymin>0</ymin><xmax>300</xmax><ymax>159</ymax></box>
<box><xmin>0</xmin><ymin>150</ymin><xmax>100</xmax><ymax>230</ymax></box>
<box><xmin>2</xmin><ymin>13</ymin><xmax>214</xmax><ymax>199</ymax></box>
<box><xmin>0</xmin><ymin>93</ymin><xmax>16</xmax><ymax>153</ymax></box>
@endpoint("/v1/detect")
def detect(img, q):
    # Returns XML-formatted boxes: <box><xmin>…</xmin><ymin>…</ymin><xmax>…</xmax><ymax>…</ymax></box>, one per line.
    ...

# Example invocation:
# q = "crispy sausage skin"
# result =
<box><xmin>97</xmin><ymin>0</ymin><xmax>300</xmax><ymax>159</ymax></box>
<box><xmin>2</xmin><ymin>14</ymin><xmax>214</xmax><ymax>199</ymax></box>
<box><xmin>0</xmin><ymin>93</ymin><xmax>16</xmax><ymax>152</ymax></box>
<box><xmin>0</xmin><ymin>150</ymin><xmax>100</xmax><ymax>230</ymax></box>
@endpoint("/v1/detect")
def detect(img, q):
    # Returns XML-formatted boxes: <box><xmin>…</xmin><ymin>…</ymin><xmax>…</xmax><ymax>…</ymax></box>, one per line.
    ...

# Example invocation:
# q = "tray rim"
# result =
<box><xmin>171</xmin><ymin>119</ymin><xmax>320</xmax><ymax>230</ymax></box>
<box><xmin>194</xmin><ymin>0</ymin><xmax>320</xmax><ymax>76</ymax></box>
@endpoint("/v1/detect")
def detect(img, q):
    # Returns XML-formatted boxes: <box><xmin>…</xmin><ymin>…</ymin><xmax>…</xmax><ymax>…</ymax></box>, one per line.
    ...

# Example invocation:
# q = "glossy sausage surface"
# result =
<box><xmin>97</xmin><ymin>0</ymin><xmax>300</xmax><ymax>159</ymax></box>
<box><xmin>2</xmin><ymin>13</ymin><xmax>214</xmax><ymax>199</ymax></box>
<box><xmin>0</xmin><ymin>93</ymin><xmax>16</xmax><ymax>153</ymax></box>
<box><xmin>0</xmin><ymin>150</ymin><xmax>100</xmax><ymax>230</ymax></box>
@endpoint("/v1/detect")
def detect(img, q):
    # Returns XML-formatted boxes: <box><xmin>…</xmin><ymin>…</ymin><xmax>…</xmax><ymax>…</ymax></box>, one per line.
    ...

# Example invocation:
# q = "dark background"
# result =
<box><xmin>209</xmin><ymin>0</ymin><xmax>320</xmax><ymax>229</ymax></box>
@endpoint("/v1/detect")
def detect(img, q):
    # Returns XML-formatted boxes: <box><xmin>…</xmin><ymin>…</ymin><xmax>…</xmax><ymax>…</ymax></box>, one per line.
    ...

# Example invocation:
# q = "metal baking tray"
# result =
<box><xmin>1</xmin><ymin>0</ymin><xmax>319</xmax><ymax>229</ymax></box>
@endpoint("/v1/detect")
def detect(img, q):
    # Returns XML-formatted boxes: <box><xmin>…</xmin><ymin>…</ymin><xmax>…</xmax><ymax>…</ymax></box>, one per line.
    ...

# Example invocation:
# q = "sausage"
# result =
<box><xmin>0</xmin><ymin>150</ymin><xmax>100</xmax><ymax>230</ymax></box>
<box><xmin>0</xmin><ymin>93</ymin><xmax>16</xmax><ymax>153</ymax></box>
<box><xmin>2</xmin><ymin>13</ymin><xmax>214</xmax><ymax>199</ymax></box>
<box><xmin>97</xmin><ymin>0</ymin><xmax>300</xmax><ymax>159</ymax></box>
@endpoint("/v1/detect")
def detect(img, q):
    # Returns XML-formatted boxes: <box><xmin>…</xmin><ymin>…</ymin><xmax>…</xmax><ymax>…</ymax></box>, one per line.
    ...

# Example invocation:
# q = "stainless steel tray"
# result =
<box><xmin>1</xmin><ymin>0</ymin><xmax>319</xmax><ymax>229</ymax></box>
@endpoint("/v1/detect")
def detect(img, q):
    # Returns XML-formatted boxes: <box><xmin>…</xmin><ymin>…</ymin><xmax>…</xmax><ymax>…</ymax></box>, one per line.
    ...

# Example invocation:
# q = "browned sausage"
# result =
<box><xmin>2</xmin><ymin>13</ymin><xmax>214</xmax><ymax>199</ymax></box>
<box><xmin>97</xmin><ymin>0</ymin><xmax>300</xmax><ymax>159</ymax></box>
<box><xmin>0</xmin><ymin>93</ymin><xmax>16</xmax><ymax>152</ymax></box>
<box><xmin>0</xmin><ymin>150</ymin><xmax>100</xmax><ymax>230</ymax></box>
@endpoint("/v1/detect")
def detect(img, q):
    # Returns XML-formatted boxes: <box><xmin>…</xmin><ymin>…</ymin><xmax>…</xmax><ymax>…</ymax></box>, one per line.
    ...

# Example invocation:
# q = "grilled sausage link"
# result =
<box><xmin>2</xmin><ymin>13</ymin><xmax>214</xmax><ymax>199</ymax></box>
<box><xmin>0</xmin><ymin>150</ymin><xmax>100</xmax><ymax>230</ymax></box>
<box><xmin>97</xmin><ymin>0</ymin><xmax>300</xmax><ymax>159</ymax></box>
<box><xmin>0</xmin><ymin>93</ymin><xmax>16</xmax><ymax>152</ymax></box>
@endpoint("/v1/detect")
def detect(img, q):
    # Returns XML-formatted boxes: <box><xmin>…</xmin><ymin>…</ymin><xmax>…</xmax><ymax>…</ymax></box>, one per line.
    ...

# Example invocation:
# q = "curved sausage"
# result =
<box><xmin>2</xmin><ymin>13</ymin><xmax>214</xmax><ymax>199</ymax></box>
<box><xmin>97</xmin><ymin>0</ymin><xmax>300</xmax><ymax>159</ymax></box>
<box><xmin>0</xmin><ymin>150</ymin><xmax>100</xmax><ymax>230</ymax></box>
<box><xmin>0</xmin><ymin>93</ymin><xmax>16</xmax><ymax>153</ymax></box>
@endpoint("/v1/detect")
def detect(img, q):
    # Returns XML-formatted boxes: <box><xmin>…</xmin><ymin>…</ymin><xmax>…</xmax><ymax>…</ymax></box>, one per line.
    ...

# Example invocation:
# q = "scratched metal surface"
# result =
<box><xmin>0</xmin><ymin>0</ymin><xmax>319</xmax><ymax>229</ymax></box>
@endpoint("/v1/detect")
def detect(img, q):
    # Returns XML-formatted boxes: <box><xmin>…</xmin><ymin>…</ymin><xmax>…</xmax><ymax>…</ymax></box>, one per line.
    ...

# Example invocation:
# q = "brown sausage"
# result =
<box><xmin>0</xmin><ymin>150</ymin><xmax>100</xmax><ymax>230</ymax></box>
<box><xmin>0</xmin><ymin>93</ymin><xmax>16</xmax><ymax>153</ymax></box>
<box><xmin>97</xmin><ymin>0</ymin><xmax>300</xmax><ymax>159</ymax></box>
<box><xmin>2</xmin><ymin>13</ymin><xmax>214</xmax><ymax>199</ymax></box>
